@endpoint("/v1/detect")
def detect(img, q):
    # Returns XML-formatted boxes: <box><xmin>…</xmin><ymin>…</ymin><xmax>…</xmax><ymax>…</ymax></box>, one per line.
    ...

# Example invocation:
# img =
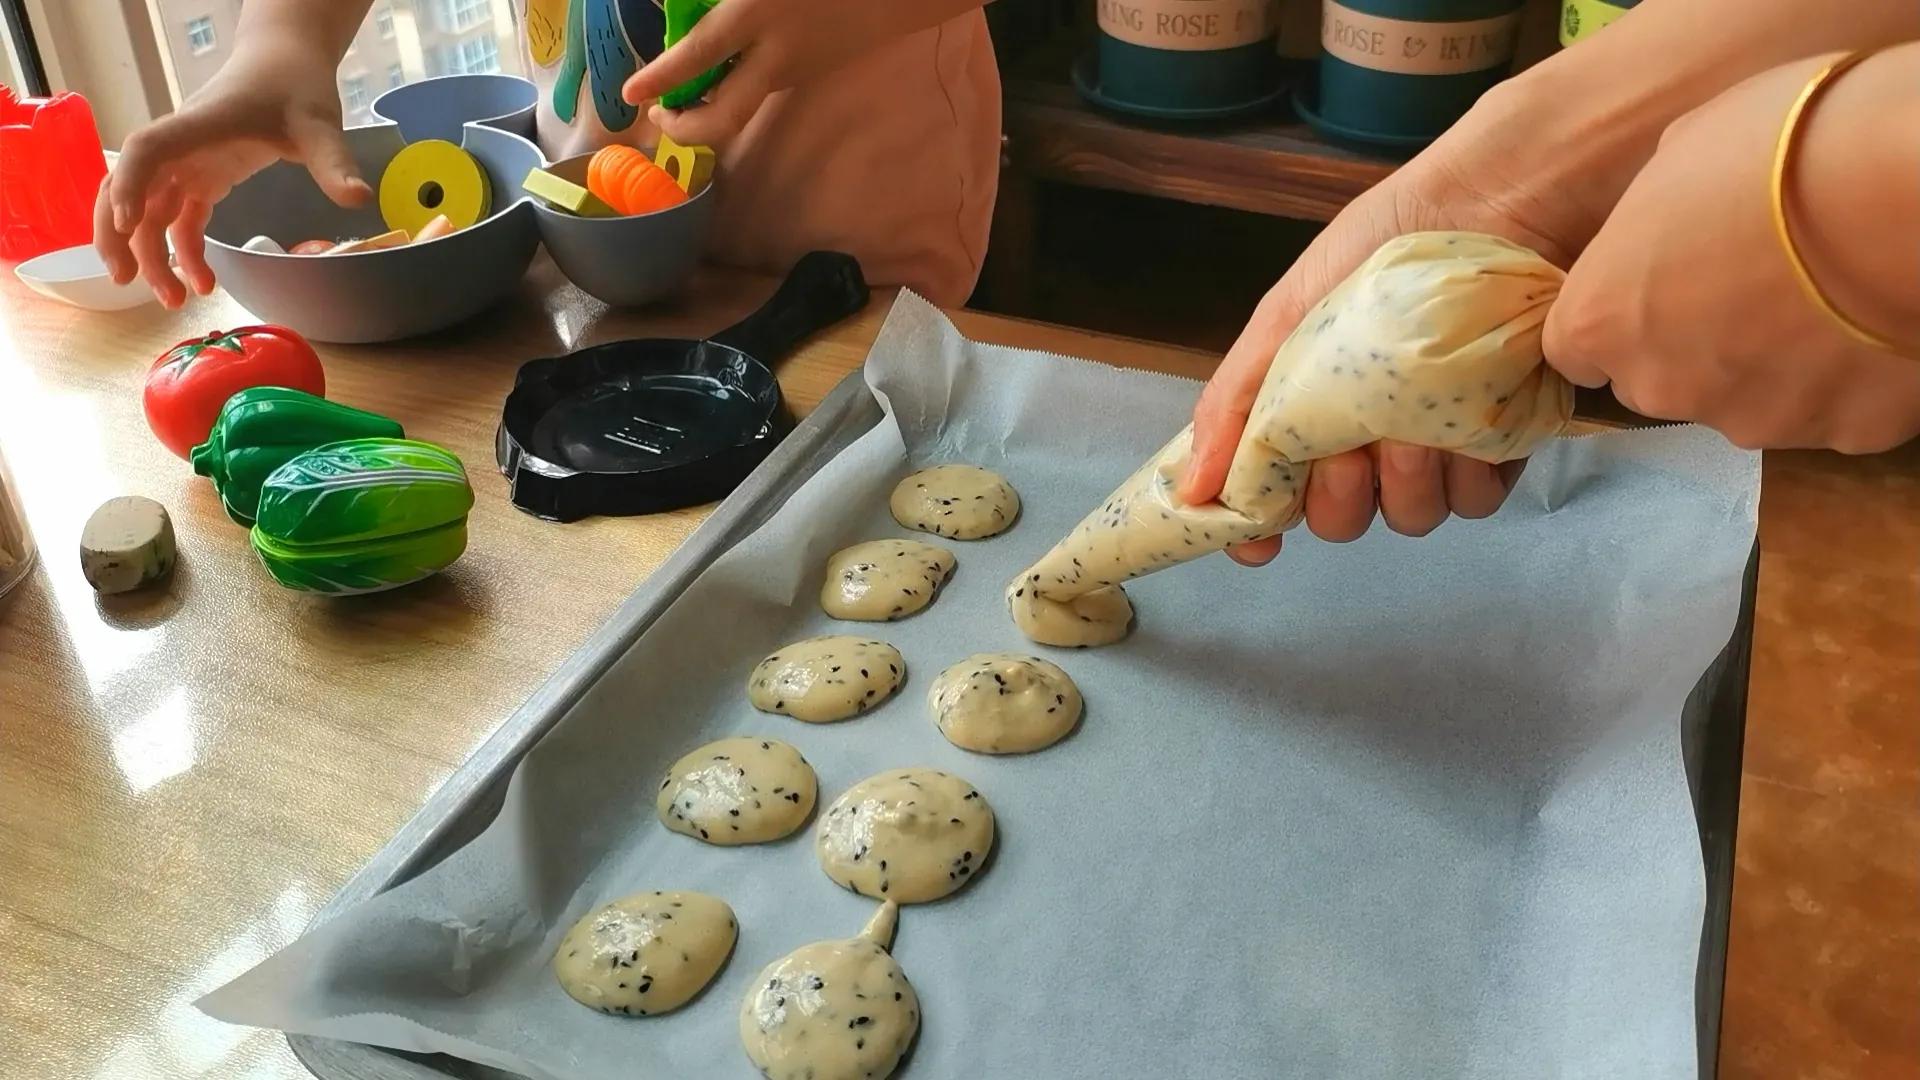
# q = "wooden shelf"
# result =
<box><xmin>1000</xmin><ymin>76</ymin><xmax>1401</xmax><ymax>224</ymax></box>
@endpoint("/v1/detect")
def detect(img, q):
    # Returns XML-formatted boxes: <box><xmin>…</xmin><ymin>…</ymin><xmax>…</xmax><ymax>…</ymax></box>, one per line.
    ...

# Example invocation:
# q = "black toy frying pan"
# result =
<box><xmin>497</xmin><ymin>252</ymin><xmax>869</xmax><ymax>521</ymax></box>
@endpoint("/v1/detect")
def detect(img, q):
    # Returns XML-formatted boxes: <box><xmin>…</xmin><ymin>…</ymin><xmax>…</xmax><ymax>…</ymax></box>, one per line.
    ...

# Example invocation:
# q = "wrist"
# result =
<box><xmin>1789</xmin><ymin>45</ymin><xmax>1920</xmax><ymax>347</ymax></box>
<box><xmin>1423</xmin><ymin>58</ymin><xmax>1664</xmax><ymax>258</ymax></box>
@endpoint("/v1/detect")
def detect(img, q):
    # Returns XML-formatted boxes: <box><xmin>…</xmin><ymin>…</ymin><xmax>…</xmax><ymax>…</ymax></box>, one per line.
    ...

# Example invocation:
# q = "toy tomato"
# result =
<box><xmin>143</xmin><ymin>325</ymin><xmax>325</xmax><ymax>458</ymax></box>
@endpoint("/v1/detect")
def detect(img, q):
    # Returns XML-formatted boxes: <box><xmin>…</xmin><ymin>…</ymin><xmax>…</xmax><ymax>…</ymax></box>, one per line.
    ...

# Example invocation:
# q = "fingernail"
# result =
<box><xmin>1385</xmin><ymin>444</ymin><xmax>1435</xmax><ymax>474</ymax></box>
<box><xmin>1322</xmin><ymin>457</ymin><xmax>1367</xmax><ymax>499</ymax></box>
<box><xmin>112</xmin><ymin>203</ymin><xmax>129</xmax><ymax>232</ymax></box>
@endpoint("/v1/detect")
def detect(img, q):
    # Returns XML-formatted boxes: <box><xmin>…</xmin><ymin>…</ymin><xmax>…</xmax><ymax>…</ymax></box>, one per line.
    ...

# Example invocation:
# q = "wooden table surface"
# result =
<box><xmin>1</xmin><ymin>259</ymin><xmax>1914</xmax><ymax>1078</ymax></box>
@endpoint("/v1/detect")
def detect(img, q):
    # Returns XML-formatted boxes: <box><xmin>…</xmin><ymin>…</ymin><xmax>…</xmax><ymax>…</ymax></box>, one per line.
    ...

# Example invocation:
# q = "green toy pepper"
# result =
<box><xmin>191</xmin><ymin>387</ymin><xmax>405</xmax><ymax>527</ymax></box>
<box><xmin>249</xmin><ymin>438</ymin><xmax>474</xmax><ymax>595</ymax></box>
<box><xmin>662</xmin><ymin>0</ymin><xmax>728</xmax><ymax>109</ymax></box>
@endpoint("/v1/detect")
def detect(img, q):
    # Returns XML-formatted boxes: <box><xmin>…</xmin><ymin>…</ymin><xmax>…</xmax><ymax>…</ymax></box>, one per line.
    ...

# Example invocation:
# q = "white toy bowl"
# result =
<box><xmin>14</xmin><ymin>244</ymin><xmax>175</xmax><ymax>312</ymax></box>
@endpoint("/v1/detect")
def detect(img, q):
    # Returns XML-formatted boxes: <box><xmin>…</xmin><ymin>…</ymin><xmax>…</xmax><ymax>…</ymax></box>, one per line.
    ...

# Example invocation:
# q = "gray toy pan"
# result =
<box><xmin>203</xmin><ymin>75</ymin><xmax>712</xmax><ymax>344</ymax></box>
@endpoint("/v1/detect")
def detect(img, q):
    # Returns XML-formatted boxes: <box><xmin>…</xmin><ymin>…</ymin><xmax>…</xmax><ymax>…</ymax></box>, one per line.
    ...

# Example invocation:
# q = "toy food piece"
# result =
<box><xmin>144</xmin><ymin>325</ymin><xmax>325</xmax><ymax>459</ymax></box>
<box><xmin>815</xmin><ymin>768</ymin><xmax>993</xmax><ymax>903</ymax></box>
<box><xmin>656</xmin><ymin>736</ymin><xmax>818</xmax><ymax>844</ymax></box>
<box><xmin>80</xmin><ymin>495</ymin><xmax>175</xmax><ymax>594</ymax></box>
<box><xmin>653</xmin><ymin>133</ymin><xmax>715</xmax><ymax>195</ymax></box>
<box><xmin>287</xmin><ymin>239</ymin><xmax>335</xmax><ymax>255</ymax></box>
<box><xmin>554</xmin><ymin>891</ymin><xmax>737</xmax><ymax>1016</ymax></box>
<box><xmin>521</xmin><ymin>166</ymin><xmax>617</xmax><ymax>217</ymax></box>
<box><xmin>820</xmin><ymin>539</ymin><xmax>955</xmax><ymax>621</ymax></box>
<box><xmin>748</xmin><ymin>636</ymin><xmax>906</xmax><ymax>722</ymax></box>
<box><xmin>662</xmin><ymin>0</ymin><xmax>729</xmax><ymax>110</ymax></box>
<box><xmin>739</xmin><ymin>902</ymin><xmax>918</xmax><ymax>1080</ymax></box>
<box><xmin>241</xmin><ymin>235</ymin><xmax>286</xmax><ymax>254</ymax></box>
<box><xmin>1010</xmin><ymin>231</ymin><xmax>1574</xmax><ymax>647</ymax></box>
<box><xmin>889</xmin><ymin>464</ymin><xmax>1020</xmax><ymax>539</ymax></box>
<box><xmin>378</xmin><ymin>139</ymin><xmax>491</xmax><ymax>236</ymax></box>
<box><xmin>326</xmin><ymin>229</ymin><xmax>410</xmax><ymax>255</ymax></box>
<box><xmin>409</xmin><ymin>214</ymin><xmax>456</xmax><ymax>243</ymax></box>
<box><xmin>191</xmin><ymin>387</ymin><xmax>405</xmax><ymax>526</ymax></box>
<box><xmin>249</xmin><ymin>438</ymin><xmax>473</xmax><ymax>595</ymax></box>
<box><xmin>930</xmin><ymin>653</ymin><xmax>1082</xmax><ymax>754</ymax></box>
<box><xmin>586</xmin><ymin>145</ymin><xmax>687</xmax><ymax>216</ymax></box>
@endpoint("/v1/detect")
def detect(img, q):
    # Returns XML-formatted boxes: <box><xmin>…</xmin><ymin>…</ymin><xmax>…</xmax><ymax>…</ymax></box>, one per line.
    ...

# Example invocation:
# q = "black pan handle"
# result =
<box><xmin>708</xmin><ymin>251</ymin><xmax>869</xmax><ymax>364</ymax></box>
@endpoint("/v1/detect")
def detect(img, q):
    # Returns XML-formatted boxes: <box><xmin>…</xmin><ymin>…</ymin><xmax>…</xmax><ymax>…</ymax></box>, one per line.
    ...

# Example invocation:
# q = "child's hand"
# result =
<box><xmin>94</xmin><ymin>45</ymin><xmax>371</xmax><ymax>309</ymax></box>
<box><xmin>621</xmin><ymin>0</ymin><xmax>979</xmax><ymax>146</ymax></box>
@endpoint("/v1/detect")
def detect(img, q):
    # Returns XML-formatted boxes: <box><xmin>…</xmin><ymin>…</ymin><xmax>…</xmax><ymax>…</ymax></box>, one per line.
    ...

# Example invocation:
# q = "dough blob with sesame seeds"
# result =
<box><xmin>739</xmin><ymin>901</ymin><xmax>918</xmax><ymax>1080</ymax></box>
<box><xmin>889</xmin><ymin>464</ymin><xmax>1020</xmax><ymax>539</ymax></box>
<box><xmin>1010</xmin><ymin>233</ymin><xmax>1573</xmax><ymax>647</ymax></box>
<box><xmin>930</xmin><ymin>653</ymin><xmax>1082</xmax><ymax>753</ymax></box>
<box><xmin>748</xmin><ymin>636</ymin><xmax>906</xmax><ymax>722</ymax></box>
<box><xmin>553</xmin><ymin>891</ymin><xmax>737</xmax><ymax>1016</ymax></box>
<box><xmin>816</xmin><ymin>768</ymin><xmax>994</xmax><ymax>903</ymax></box>
<box><xmin>820</xmin><ymin>539</ymin><xmax>955</xmax><ymax>621</ymax></box>
<box><xmin>656</xmin><ymin>737</ymin><xmax>817</xmax><ymax>844</ymax></box>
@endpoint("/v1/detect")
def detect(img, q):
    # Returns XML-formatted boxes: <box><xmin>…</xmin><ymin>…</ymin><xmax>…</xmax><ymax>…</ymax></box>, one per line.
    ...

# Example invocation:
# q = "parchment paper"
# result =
<box><xmin>201</xmin><ymin>293</ymin><xmax>1760</xmax><ymax>1080</ymax></box>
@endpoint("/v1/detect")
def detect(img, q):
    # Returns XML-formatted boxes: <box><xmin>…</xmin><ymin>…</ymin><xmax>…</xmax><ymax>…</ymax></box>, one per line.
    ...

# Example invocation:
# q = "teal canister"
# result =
<box><xmin>1305</xmin><ymin>0</ymin><xmax>1524</xmax><ymax>147</ymax></box>
<box><xmin>1086</xmin><ymin>0</ymin><xmax>1285</xmax><ymax>118</ymax></box>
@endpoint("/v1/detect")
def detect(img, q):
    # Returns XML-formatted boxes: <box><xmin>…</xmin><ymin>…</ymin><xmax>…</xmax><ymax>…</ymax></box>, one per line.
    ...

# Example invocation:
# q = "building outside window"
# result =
<box><xmin>185</xmin><ymin>16</ymin><xmax>216</xmax><ymax>55</ymax></box>
<box><xmin>447</xmin><ymin>34</ymin><xmax>499</xmax><ymax>75</ymax></box>
<box><xmin>388</xmin><ymin>62</ymin><xmax>407</xmax><ymax>89</ymax></box>
<box><xmin>342</xmin><ymin>76</ymin><xmax>369</xmax><ymax>113</ymax></box>
<box><xmin>375</xmin><ymin>6</ymin><xmax>395</xmax><ymax>38</ymax></box>
<box><xmin>443</xmin><ymin>0</ymin><xmax>490</xmax><ymax>33</ymax></box>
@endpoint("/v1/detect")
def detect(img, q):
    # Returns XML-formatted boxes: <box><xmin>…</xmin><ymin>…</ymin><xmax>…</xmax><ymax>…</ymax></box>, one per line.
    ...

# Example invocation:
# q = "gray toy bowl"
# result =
<box><xmin>532</xmin><ymin>152</ymin><xmax>716</xmax><ymax>309</ymax></box>
<box><xmin>204</xmin><ymin>122</ymin><xmax>541</xmax><ymax>343</ymax></box>
<box><xmin>372</xmin><ymin>73</ymin><xmax>537</xmax><ymax>144</ymax></box>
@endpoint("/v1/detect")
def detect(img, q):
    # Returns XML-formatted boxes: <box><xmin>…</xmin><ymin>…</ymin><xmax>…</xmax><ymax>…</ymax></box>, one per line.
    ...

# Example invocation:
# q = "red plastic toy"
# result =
<box><xmin>0</xmin><ymin>87</ymin><xmax>109</xmax><ymax>263</ymax></box>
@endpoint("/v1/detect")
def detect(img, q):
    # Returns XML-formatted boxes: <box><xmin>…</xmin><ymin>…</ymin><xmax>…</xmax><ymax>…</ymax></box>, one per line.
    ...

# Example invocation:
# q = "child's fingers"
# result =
<box><xmin>650</xmin><ymin>68</ymin><xmax>771</xmax><ymax>146</ymax></box>
<box><xmin>623</xmin><ymin>3</ymin><xmax>753</xmax><ymax>104</ymax></box>
<box><xmin>289</xmin><ymin>109</ymin><xmax>372</xmax><ymax>207</ymax></box>
<box><xmin>94</xmin><ymin>175</ymin><xmax>138</xmax><ymax>285</ymax></box>
<box><xmin>132</xmin><ymin>183</ymin><xmax>187</xmax><ymax>309</ymax></box>
<box><xmin>168</xmin><ymin>197</ymin><xmax>216</xmax><ymax>297</ymax></box>
<box><xmin>108</xmin><ymin>109</ymin><xmax>229</xmax><ymax>236</ymax></box>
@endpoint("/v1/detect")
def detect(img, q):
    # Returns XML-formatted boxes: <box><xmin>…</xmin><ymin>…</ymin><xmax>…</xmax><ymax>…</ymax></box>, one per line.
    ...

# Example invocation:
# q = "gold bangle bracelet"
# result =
<box><xmin>1769</xmin><ymin>47</ymin><xmax>1916</xmax><ymax>358</ymax></box>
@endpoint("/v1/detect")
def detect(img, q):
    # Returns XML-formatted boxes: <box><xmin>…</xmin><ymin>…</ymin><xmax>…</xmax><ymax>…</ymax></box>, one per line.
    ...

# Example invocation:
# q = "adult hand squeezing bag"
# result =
<box><xmin>1009</xmin><ymin>232</ymin><xmax>1573</xmax><ymax>646</ymax></box>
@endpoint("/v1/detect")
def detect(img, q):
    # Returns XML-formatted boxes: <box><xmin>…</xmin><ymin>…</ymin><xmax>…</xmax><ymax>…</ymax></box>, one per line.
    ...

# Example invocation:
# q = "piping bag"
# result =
<box><xmin>1008</xmin><ymin>232</ymin><xmax>1574</xmax><ymax>647</ymax></box>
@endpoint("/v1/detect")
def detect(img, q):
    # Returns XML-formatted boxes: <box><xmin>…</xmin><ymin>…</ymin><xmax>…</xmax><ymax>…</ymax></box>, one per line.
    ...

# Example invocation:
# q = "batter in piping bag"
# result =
<box><xmin>1008</xmin><ymin>232</ymin><xmax>1574</xmax><ymax>647</ymax></box>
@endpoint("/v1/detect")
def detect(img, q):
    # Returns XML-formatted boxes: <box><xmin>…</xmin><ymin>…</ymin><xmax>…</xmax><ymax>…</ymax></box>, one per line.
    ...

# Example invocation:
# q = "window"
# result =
<box><xmin>447</xmin><ymin>34</ymin><xmax>499</xmax><ymax>75</ymax></box>
<box><xmin>388</xmin><ymin>62</ymin><xmax>406</xmax><ymax>89</ymax></box>
<box><xmin>342</xmin><ymin>76</ymin><xmax>368</xmax><ymax>112</ymax></box>
<box><xmin>443</xmin><ymin>0</ymin><xmax>491</xmax><ymax>33</ymax></box>
<box><xmin>375</xmin><ymin>7</ymin><xmax>395</xmax><ymax>38</ymax></box>
<box><xmin>185</xmin><ymin>16</ymin><xmax>216</xmax><ymax>55</ymax></box>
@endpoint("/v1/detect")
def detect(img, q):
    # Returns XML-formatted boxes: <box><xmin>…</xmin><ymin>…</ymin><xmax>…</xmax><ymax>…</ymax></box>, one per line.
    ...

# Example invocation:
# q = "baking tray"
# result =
<box><xmin>286</xmin><ymin>369</ymin><xmax>1757</xmax><ymax>1079</ymax></box>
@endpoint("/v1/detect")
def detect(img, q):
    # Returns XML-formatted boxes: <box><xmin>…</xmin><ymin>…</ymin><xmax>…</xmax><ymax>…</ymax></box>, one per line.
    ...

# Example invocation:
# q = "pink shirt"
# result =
<box><xmin>521</xmin><ymin>2</ymin><xmax>1000</xmax><ymax>307</ymax></box>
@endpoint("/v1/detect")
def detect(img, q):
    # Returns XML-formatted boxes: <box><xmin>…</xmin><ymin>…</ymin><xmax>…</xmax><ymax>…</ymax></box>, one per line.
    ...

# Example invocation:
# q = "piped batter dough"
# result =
<box><xmin>889</xmin><ymin>464</ymin><xmax>1021</xmax><ymax>539</ymax></box>
<box><xmin>930</xmin><ymin>653</ymin><xmax>1083</xmax><ymax>754</ymax></box>
<box><xmin>1010</xmin><ymin>233</ymin><xmax>1573</xmax><ymax>646</ymax></box>
<box><xmin>553</xmin><ymin>891</ymin><xmax>737</xmax><ymax>1016</ymax></box>
<box><xmin>739</xmin><ymin>901</ymin><xmax>919</xmax><ymax>1080</ymax></box>
<box><xmin>816</xmin><ymin>768</ymin><xmax>994</xmax><ymax>903</ymax></box>
<box><xmin>748</xmin><ymin>637</ymin><xmax>906</xmax><ymax>722</ymax></box>
<box><xmin>656</xmin><ymin>737</ymin><xmax>817</xmax><ymax>844</ymax></box>
<box><xmin>820</xmin><ymin>539</ymin><xmax>956</xmax><ymax>622</ymax></box>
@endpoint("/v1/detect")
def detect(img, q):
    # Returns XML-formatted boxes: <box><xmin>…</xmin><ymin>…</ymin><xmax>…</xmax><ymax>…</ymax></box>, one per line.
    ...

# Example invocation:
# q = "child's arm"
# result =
<box><xmin>96</xmin><ymin>0</ymin><xmax>375</xmax><ymax>308</ymax></box>
<box><xmin>621</xmin><ymin>0</ymin><xmax>989</xmax><ymax>146</ymax></box>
